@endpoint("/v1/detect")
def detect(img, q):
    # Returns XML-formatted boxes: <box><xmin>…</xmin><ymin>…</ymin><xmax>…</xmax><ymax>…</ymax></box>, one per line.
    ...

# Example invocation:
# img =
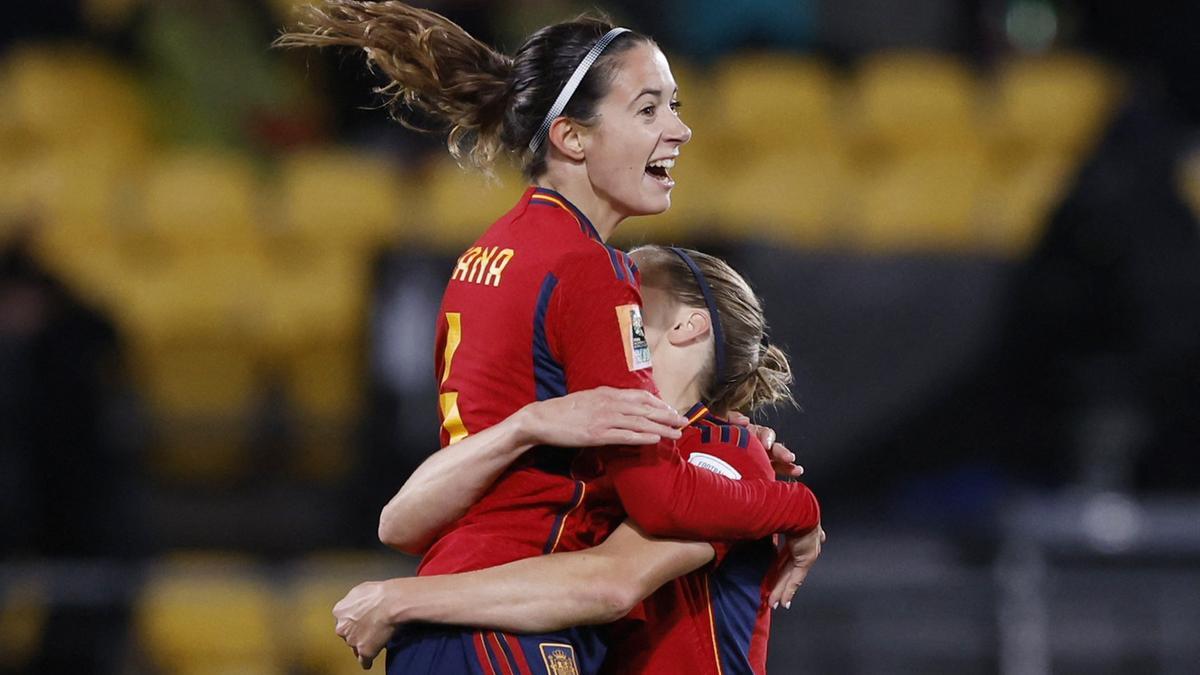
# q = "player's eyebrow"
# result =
<box><xmin>629</xmin><ymin>88</ymin><xmax>663</xmax><ymax>106</ymax></box>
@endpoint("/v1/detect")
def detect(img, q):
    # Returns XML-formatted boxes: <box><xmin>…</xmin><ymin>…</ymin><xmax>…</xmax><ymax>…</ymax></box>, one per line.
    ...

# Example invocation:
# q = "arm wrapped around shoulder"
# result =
<box><xmin>603</xmin><ymin>441</ymin><xmax>820</xmax><ymax>540</ymax></box>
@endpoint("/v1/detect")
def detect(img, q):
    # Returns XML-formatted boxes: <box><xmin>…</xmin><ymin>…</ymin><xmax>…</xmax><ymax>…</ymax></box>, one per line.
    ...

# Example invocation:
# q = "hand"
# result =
<box><xmin>333</xmin><ymin>580</ymin><xmax>403</xmax><ymax>669</ymax></box>
<box><xmin>768</xmin><ymin>524</ymin><xmax>825</xmax><ymax>610</ymax></box>
<box><xmin>727</xmin><ymin>411</ymin><xmax>804</xmax><ymax>478</ymax></box>
<box><xmin>516</xmin><ymin>387</ymin><xmax>688</xmax><ymax>447</ymax></box>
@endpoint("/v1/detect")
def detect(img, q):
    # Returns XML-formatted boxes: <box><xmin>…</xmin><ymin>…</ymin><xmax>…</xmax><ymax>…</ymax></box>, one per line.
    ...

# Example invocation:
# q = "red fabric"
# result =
<box><xmin>599</xmin><ymin>438</ymin><xmax>820</xmax><ymax>541</ymax></box>
<box><xmin>473</xmin><ymin>631</ymin><xmax>497</xmax><ymax>675</ymax></box>
<box><xmin>418</xmin><ymin>188</ymin><xmax>819</xmax><ymax>581</ymax></box>
<box><xmin>419</xmin><ymin>188</ymin><xmax>656</xmax><ymax>576</ymax></box>
<box><xmin>605</xmin><ymin>418</ymin><xmax>787</xmax><ymax>675</ymax></box>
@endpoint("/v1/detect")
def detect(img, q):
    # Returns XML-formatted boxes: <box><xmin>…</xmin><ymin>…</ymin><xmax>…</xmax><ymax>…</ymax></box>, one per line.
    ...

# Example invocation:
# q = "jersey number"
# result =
<box><xmin>439</xmin><ymin>312</ymin><xmax>470</xmax><ymax>444</ymax></box>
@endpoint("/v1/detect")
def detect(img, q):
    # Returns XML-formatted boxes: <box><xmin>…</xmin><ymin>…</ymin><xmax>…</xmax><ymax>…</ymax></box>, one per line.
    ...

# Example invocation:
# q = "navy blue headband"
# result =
<box><xmin>668</xmin><ymin>247</ymin><xmax>727</xmax><ymax>387</ymax></box>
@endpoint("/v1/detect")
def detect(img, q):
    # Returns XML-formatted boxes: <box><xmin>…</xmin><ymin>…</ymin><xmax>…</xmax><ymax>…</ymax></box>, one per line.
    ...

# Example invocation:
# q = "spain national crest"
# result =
<box><xmin>538</xmin><ymin>642</ymin><xmax>580</xmax><ymax>675</ymax></box>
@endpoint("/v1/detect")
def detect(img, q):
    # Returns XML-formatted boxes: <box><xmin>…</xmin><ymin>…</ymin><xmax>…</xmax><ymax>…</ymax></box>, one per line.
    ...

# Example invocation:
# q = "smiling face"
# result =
<box><xmin>578</xmin><ymin>43</ymin><xmax>692</xmax><ymax>218</ymax></box>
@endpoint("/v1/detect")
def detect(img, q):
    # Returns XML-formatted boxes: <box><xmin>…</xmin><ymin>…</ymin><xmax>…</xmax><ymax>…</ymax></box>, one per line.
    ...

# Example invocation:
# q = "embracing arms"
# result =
<box><xmin>378</xmin><ymin>388</ymin><xmax>688</xmax><ymax>555</ymax></box>
<box><xmin>335</xmin><ymin>522</ymin><xmax>713</xmax><ymax>666</ymax></box>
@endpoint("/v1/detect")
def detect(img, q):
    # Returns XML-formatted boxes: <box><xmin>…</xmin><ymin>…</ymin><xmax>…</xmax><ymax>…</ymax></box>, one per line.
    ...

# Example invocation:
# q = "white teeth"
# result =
<box><xmin>647</xmin><ymin>158</ymin><xmax>676</xmax><ymax>169</ymax></box>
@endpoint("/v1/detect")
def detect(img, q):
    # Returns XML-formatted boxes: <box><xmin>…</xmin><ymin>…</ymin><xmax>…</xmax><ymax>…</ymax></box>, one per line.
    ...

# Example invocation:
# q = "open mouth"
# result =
<box><xmin>645</xmin><ymin>158</ymin><xmax>675</xmax><ymax>186</ymax></box>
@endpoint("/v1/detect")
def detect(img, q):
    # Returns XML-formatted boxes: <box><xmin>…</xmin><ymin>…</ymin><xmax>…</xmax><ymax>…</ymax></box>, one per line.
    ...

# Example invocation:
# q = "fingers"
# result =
<box><xmin>779</xmin><ymin>565</ymin><xmax>808</xmax><ymax>608</ymax></box>
<box><xmin>770</xmin><ymin>460</ymin><xmax>805</xmax><ymax>478</ymax></box>
<box><xmin>769</xmin><ymin>442</ymin><xmax>794</xmax><ymax>464</ymax></box>
<box><xmin>727</xmin><ymin>410</ymin><xmax>751</xmax><ymax>426</ymax></box>
<box><xmin>614</xmin><ymin>412</ymin><xmax>683</xmax><ymax>438</ymax></box>
<box><xmin>600</xmin><ymin>430</ymin><xmax>663</xmax><ymax>446</ymax></box>
<box><xmin>754</xmin><ymin>424</ymin><xmax>777</xmax><ymax>450</ymax></box>
<box><xmin>767</xmin><ymin>527</ymin><xmax>826</xmax><ymax>609</ymax></box>
<box><xmin>767</xmin><ymin>550</ymin><xmax>793</xmax><ymax>608</ymax></box>
<box><xmin>617</xmin><ymin>390</ymin><xmax>688</xmax><ymax>427</ymax></box>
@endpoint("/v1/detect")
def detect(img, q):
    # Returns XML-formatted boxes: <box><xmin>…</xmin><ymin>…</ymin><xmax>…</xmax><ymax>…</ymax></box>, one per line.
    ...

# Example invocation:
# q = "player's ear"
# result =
<box><xmin>667</xmin><ymin>308</ymin><xmax>710</xmax><ymax>346</ymax></box>
<box><xmin>548</xmin><ymin>117</ymin><xmax>586</xmax><ymax>161</ymax></box>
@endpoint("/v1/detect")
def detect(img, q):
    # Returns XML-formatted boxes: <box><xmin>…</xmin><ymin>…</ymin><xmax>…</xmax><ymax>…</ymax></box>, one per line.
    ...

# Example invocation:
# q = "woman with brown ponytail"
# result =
<box><xmin>279</xmin><ymin>4</ymin><xmax>823</xmax><ymax>673</ymax></box>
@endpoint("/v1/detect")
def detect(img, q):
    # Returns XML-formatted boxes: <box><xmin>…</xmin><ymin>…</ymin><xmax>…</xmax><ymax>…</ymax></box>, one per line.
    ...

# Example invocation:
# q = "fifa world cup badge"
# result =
<box><xmin>538</xmin><ymin>643</ymin><xmax>580</xmax><ymax>675</ymax></box>
<box><xmin>616</xmin><ymin>304</ymin><xmax>652</xmax><ymax>371</ymax></box>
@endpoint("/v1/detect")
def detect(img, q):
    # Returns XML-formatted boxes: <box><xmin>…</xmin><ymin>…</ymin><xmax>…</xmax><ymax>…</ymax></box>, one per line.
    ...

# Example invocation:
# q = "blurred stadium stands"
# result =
<box><xmin>3</xmin><ymin>0</ymin><xmax>1200</xmax><ymax>674</ymax></box>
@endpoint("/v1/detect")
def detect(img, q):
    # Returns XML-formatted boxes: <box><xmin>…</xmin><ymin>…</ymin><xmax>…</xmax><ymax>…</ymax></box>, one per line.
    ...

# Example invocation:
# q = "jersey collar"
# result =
<box><xmin>529</xmin><ymin>187</ymin><xmax>603</xmax><ymax>242</ymax></box>
<box><xmin>683</xmin><ymin>401</ymin><xmax>733</xmax><ymax>427</ymax></box>
<box><xmin>684</xmin><ymin>402</ymin><xmax>710</xmax><ymax>427</ymax></box>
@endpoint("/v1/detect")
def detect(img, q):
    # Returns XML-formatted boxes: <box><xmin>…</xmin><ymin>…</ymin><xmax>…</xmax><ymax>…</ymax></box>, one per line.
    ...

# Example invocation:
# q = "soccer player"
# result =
<box><xmin>335</xmin><ymin>246</ymin><xmax>823</xmax><ymax>674</ymax></box>
<box><xmin>278</xmin><ymin>5</ymin><xmax>822</xmax><ymax>672</ymax></box>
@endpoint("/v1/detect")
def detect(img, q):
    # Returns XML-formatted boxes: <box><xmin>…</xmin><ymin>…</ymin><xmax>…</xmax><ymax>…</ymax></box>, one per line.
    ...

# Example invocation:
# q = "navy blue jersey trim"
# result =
<box><xmin>480</xmin><ymin>631</ymin><xmax>505</xmax><ymax>674</ymax></box>
<box><xmin>606</xmin><ymin>247</ymin><xmax>627</xmax><ymax>282</ymax></box>
<box><xmin>737</xmin><ymin>427</ymin><xmax>750</xmax><ymax>449</ymax></box>
<box><xmin>532</xmin><ymin>187</ymin><xmax>602</xmax><ymax>241</ymax></box>
<box><xmin>532</xmin><ymin>273</ymin><xmax>567</xmax><ymax>401</ymax></box>
<box><xmin>542</xmin><ymin>480</ymin><xmax>585</xmax><ymax>555</ymax></box>
<box><xmin>616</xmin><ymin>250</ymin><xmax>636</xmax><ymax>282</ymax></box>
<box><xmin>709</xmin><ymin>540</ymin><xmax>776</xmax><ymax>675</ymax></box>
<box><xmin>700</xmin><ymin>426</ymin><xmax>712</xmax><ymax>444</ymax></box>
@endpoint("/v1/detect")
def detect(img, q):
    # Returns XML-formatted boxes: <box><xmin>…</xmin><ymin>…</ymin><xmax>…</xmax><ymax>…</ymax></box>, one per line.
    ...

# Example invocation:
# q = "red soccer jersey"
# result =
<box><xmin>420</xmin><ymin>187</ymin><xmax>821</xmax><ymax>577</ymax></box>
<box><xmin>604</xmin><ymin>405</ymin><xmax>783</xmax><ymax>675</ymax></box>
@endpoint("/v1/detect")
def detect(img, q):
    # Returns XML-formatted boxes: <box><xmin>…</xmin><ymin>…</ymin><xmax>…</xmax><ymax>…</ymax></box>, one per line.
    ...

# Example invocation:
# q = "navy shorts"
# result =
<box><xmin>386</xmin><ymin>624</ymin><xmax>607</xmax><ymax>675</ymax></box>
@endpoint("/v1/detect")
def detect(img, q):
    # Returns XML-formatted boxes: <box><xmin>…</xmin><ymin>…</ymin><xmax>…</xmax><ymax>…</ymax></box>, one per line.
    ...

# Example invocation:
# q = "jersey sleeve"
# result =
<box><xmin>682</xmin><ymin>430</ymin><xmax>784</xmax><ymax>566</ymax></box>
<box><xmin>601</xmin><ymin>438</ymin><xmax>821</xmax><ymax>541</ymax></box>
<box><xmin>549</xmin><ymin>248</ymin><xmax>658</xmax><ymax>394</ymax></box>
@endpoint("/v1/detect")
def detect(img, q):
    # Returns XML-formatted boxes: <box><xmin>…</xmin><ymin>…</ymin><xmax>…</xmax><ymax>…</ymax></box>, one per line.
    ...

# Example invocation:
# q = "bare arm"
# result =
<box><xmin>379</xmin><ymin>388</ymin><xmax>687</xmax><ymax>554</ymax></box>
<box><xmin>335</xmin><ymin>521</ymin><xmax>713</xmax><ymax>666</ymax></box>
<box><xmin>378</xmin><ymin>413</ymin><xmax>531</xmax><ymax>555</ymax></box>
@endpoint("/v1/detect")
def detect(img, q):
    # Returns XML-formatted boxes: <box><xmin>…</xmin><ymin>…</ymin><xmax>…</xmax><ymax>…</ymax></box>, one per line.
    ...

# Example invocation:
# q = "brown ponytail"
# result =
<box><xmin>277</xmin><ymin>2</ymin><xmax>651</xmax><ymax>178</ymax></box>
<box><xmin>723</xmin><ymin>342</ymin><xmax>795</xmax><ymax>415</ymax></box>
<box><xmin>275</xmin><ymin>0</ymin><xmax>514</xmax><ymax>172</ymax></box>
<box><xmin>630</xmin><ymin>245</ymin><xmax>796</xmax><ymax>415</ymax></box>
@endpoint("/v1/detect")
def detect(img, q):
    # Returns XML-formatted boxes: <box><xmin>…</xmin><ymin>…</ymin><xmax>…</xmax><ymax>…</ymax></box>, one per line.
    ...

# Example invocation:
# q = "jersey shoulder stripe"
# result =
<box><xmin>532</xmin><ymin>272</ymin><xmax>566</xmax><ymax>401</ymax></box>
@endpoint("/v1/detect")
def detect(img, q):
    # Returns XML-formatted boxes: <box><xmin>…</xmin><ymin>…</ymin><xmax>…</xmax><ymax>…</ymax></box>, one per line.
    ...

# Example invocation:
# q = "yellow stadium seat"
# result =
<box><xmin>2</xmin><ymin>44</ymin><xmax>150</xmax><ymax>152</ymax></box>
<box><xmin>850</xmin><ymin>150</ymin><xmax>987</xmax><ymax>253</ymax></box>
<box><xmin>136</xmin><ymin>563</ymin><xmax>285</xmax><ymax>675</ymax></box>
<box><xmin>257</xmin><ymin>248</ymin><xmax>369</xmax><ymax>355</ymax></box>
<box><xmin>990</xmin><ymin>53</ymin><xmax>1121</xmax><ymax>156</ymax></box>
<box><xmin>286</xmin><ymin>344</ymin><xmax>363</xmax><ymax>421</ymax></box>
<box><xmin>421</xmin><ymin>158</ymin><xmax>527</xmax><ymax>252</ymax></box>
<box><xmin>135</xmin><ymin>342</ymin><xmax>261</xmax><ymax>418</ymax></box>
<box><xmin>849</xmin><ymin>52</ymin><xmax>981</xmax><ymax>155</ymax></box>
<box><xmin>33</xmin><ymin>220</ymin><xmax>126</xmax><ymax>310</ymax></box>
<box><xmin>712</xmin><ymin>151</ymin><xmax>849</xmax><ymax>248</ymax></box>
<box><xmin>713</xmin><ymin>53</ymin><xmax>841</xmax><ymax>156</ymax></box>
<box><xmin>275</xmin><ymin>148</ymin><xmax>409</xmax><ymax>253</ymax></box>
<box><xmin>115</xmin><ymin>254</ymin><xmax>270</xmax><ymax>483</ymax></box>
<box><xmin>134</xmin><ymin>149</ymin><xmax>262</xmax><ymax>254</ymax></box>
<box><xmin>979</xmin><ymin>152</ymin><xmax>1075</xmax><ymax>257</ymax></box>
<box><xmin>117</xmin><ymin>252</ymin><xmax>271</xmax><ymax>347</ymax></box>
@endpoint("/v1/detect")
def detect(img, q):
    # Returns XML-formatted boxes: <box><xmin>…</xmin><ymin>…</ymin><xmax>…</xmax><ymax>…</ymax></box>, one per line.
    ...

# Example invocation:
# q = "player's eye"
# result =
<box><xmin>670</xmin><ymin>100</ymin><xmax>682</xmax><ymax>112</ymax></box>
<box><xmin>639</xmin><ymin>104</ymin><xmax>656</xmax><ymax>117</ymax></box>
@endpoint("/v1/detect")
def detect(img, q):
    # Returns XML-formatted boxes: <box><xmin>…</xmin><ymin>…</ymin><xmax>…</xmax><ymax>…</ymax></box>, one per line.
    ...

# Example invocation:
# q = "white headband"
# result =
<box><xmin>528</xmin><ymin>27</ymin><xmax>631</xmax><ymax>154</ymax></box>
